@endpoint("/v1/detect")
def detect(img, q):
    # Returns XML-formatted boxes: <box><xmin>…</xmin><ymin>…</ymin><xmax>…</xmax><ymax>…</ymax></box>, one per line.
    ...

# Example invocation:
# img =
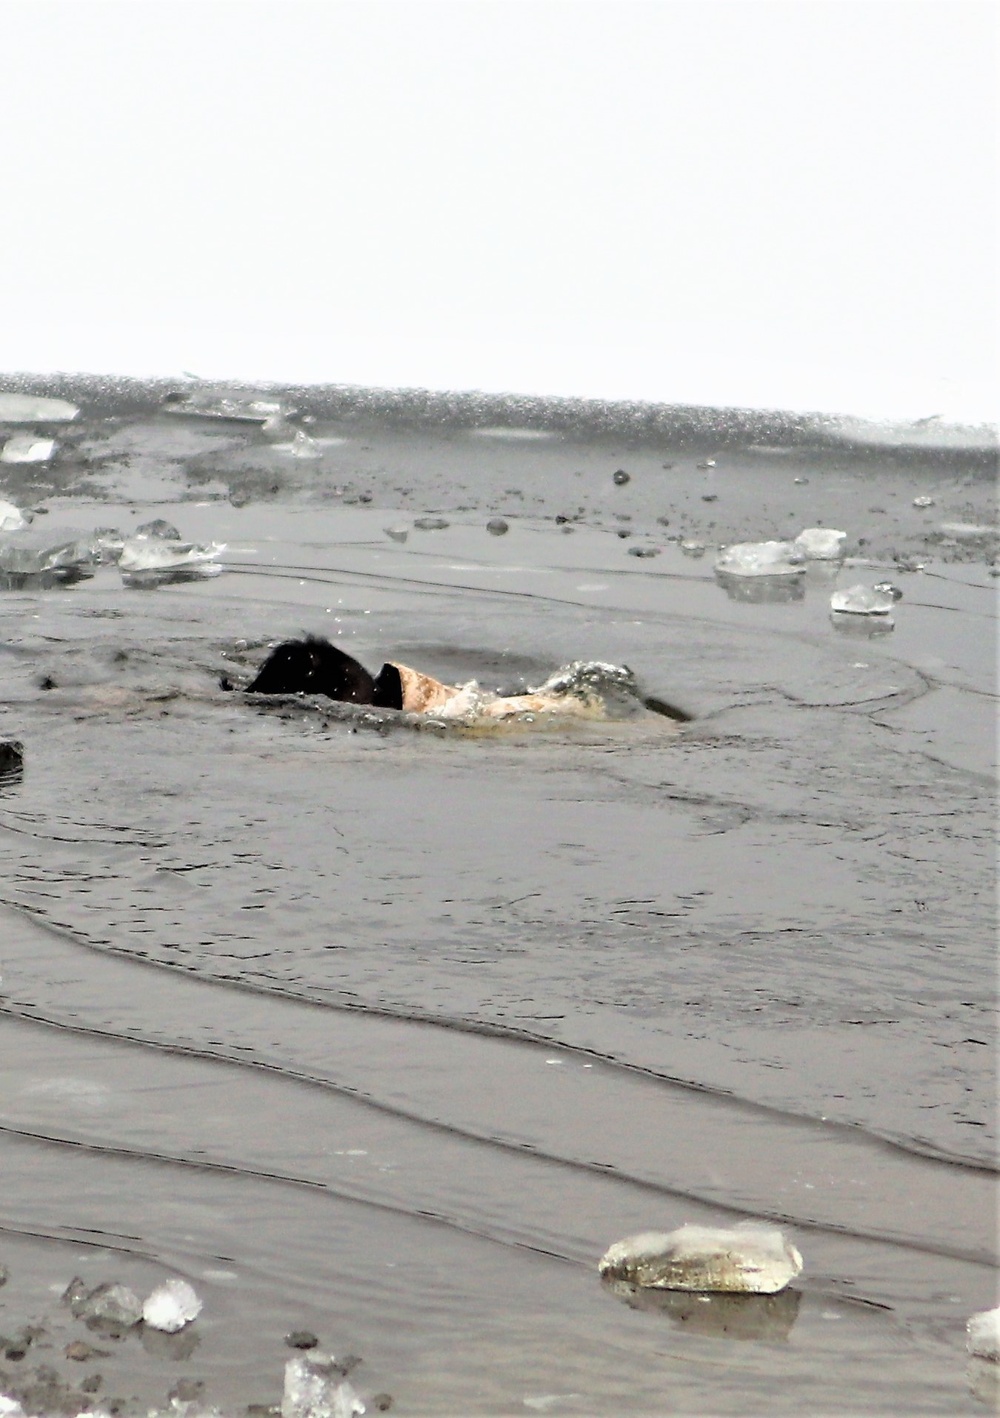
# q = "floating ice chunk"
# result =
<box><xmin>830</xmin><ymin>584</ymin><xmax>896</xmax><ymax>615</ymax></box>
<box><xmin>1</xmin><ymin>435</ymin><xmax>56</xmax><ymax>464</ymax></box>
<box><xmin>384</xmin><ymin>526</ymin><xmax>408</xmax><ymax>544</ymax></box>
<box><xmin>912</xmin><ymin>495</ymin><xmax>935</xmax><ymax>508</ymax></box>
<box><xmin>71</xmin><ymin>1279</ymin><xmax>143</xmax><ymax>1327</ymax></box>
<box><xmin>282</xmin><ymin>1354</ymin><xmax>366</xmax><ymax>1418</ymax></box>
<box><xmin>968</xmin><ymin>1306</ymin><xmax>1000</xmax><ymax>1360</ymax></box>
<box><xmin>135</xmin><ymin>518</ymin><xmax>182</xmax><ymax>540</ymax></box>
<box><xmin>714</xmin><ymin>541</ymin><xmax>804</xmax><ymax>577</ymax></box>
<box><xmin>0</xmin><ymin>393</ymin><xmax>78</xmax><ymax>422</ymax></box>
<box><xmin>794</xmin><ymin>527</ymin><xmax>847</xmax><ymax>560</ymax></box>
<box><xmin>0</xmin><ymin>500</ymin><xmax>29</xmax><ymax>531</ymax></box>
<box><xmin>598</xmin><ymin>1222</ymin><xmax>803</xmax><ymax>1294</ymax></box>
<box><xmin>143</xmin><ymin>1278</ymin><xmax>202</xmax><ymax>1332</ymax></box>
<box><xmin>119</xmin><ymin>538</ymin><xmax>225</xmax><ymax>586</ymax></box>
<box><xmin>0</xmin><ymin>1396</ymin><xmax>27</xmax><ymax>1417</ymax></box>
<box><xmin>413</xmin><ymin>516</ymin><xmax>449</xmax><ymax>531</ymax></box>
<box><xmin>939</xmin><ymin>521</ymin><xmax>999</xmax><ymax>541</ymax></box>
<box><xmin>0</xmin><ymin>526</ymin><xmax>97</xmax><ymax>576</ymax></box>
<box><xmin>89</xmin><ymin>527</ymin><xmax>127</xmax><ymax>563</ymax></box>
<box><xmin>162</xmin><ymin>391</ymin><xmax>287</xmax><ymax>423</ymax></box>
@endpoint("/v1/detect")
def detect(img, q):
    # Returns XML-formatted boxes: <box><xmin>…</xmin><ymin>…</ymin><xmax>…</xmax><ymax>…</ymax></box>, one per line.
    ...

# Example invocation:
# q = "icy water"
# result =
<box><xmin>0</xmin><ymin>379</ymin><xmax>997</xmax><ymax>1415</ymax></box>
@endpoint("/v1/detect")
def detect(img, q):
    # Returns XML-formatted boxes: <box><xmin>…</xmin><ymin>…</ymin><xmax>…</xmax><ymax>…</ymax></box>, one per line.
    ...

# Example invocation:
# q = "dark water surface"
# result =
<box><xmin>0</xmin><ymin>381</ymin><xmax>996</xmax><ymax>1414</ymax></box>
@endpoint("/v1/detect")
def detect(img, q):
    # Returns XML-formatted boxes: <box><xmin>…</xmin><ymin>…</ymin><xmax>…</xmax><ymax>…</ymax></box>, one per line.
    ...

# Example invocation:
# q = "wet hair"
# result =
<box><xmin>371</xmin><ymin>661</ymin><xmax>404</xmax><ymax>710</ymax></box>
<box><xmin>245</xmin><ymin>636</ymin><xmax>404</xmax><ymax>710</ymax></box>
<box><xmin>247</xmin><ymin>636</ymin><xmax>376</xmax><ymax>702</ymax></box>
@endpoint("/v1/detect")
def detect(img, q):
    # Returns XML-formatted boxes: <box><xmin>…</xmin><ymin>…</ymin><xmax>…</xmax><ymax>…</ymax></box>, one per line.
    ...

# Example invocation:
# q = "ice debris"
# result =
<box><xmin>912</xmin><ymin>495</ymin><xmax>935</xmax><ymax>508</ymax></box>
<box><xmin>0</xmin><ymin>500</ymin><xmax>29</xmax><ymax>531</ymax></box>
<box><xmin>714</xmin><ymin>541</ymin><xmax>804</xmax><ymax>577</ymax></box>
<box><xmin>119</xmin><ymin>538</ymin><xmax>225</xmax><ymax>586</ymax></box>
<box><xmin>830</xmin><ymin>584</ymin><xmax>896</xmax><ymax>615</ymax></box>
<box><xmin>0</xmin><ymin>527</ymin><xmax>99</xmax><ymax>578</ymax></box>
<box><xmin>486</xmin><ymin>518</ymin><xmax>509</xmax><ymax>536</ymax></box>
<box><xmin>967</xmin><ymin>1306</ymin><xmax>1000</xmax><ymax>1361</ymax></box>
<box><xmin>793</xmin><ymin>527</ymin><xmax>847</xmax><ymax>560</ymax></box>
<box><xmin>162</xmin><ymin>390</ymin><xmax>286</xmax><ymax>423</ymax></box>
<box><xmin>413</xmin><ymin>516</ymin><xmax>449</xmax><ymax>531</ymax></box>
<box><xmin>282</xmin><ymin>1353</ymin><xmax>366</xmax><ymax>1418</ymax></box>
<box><xmin>284</xmin><ymin>430</ymin><xmax>323</xmax><ymax>460</ymax></box>
<box><xmin>1</xmin><ymin>435</ymin><xmax>56</xmax><ymax>464</ymax></box>
<box><xmin>384</xmin><ymin>526</ymin><xmax>408</xmax><ymax>544</ymax></box>
<box><xmin>142</xmin><ymin>1277</ymin><xmax>202</xmax><ymax>1332</ymax></box>
<box><xmin>939</xmin><ymin>521</ymin><xmax>999</xmax><ymax>542</ymax></box>
<box><xmin>872</xmin><ymin>581</ymin><xmax>903</xmax><ymax>601</ymax></box>
<box><xmin>0</xmin><ymin>393</ymin><xmax>78</xmax><ymax>422</ymax></box>
<box><xmin>67</xmin><ymin>1278</ymin><xmax>144</xmax><ymax>1328</ymax></box>
<box><xmin>598</xmin><ymin>1222</ymin><xmax>803</xmax><ymax>1294</ymax></box>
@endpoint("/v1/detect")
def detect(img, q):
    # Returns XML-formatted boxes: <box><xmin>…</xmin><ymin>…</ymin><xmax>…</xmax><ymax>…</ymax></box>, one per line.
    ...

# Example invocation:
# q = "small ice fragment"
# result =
<box><xmin>697</xmin><ymin>459</ymin><xmax>716</xmax><ymax>469</ymax></box>
<box><xmin>290</xmin><ymin>429</ymin><xmax>322</xmax><ymax>459</ymax></box>
<box><xmin>285</xmin><ymin>1331</ymin><xmax>320</xmax><ymax>1350</ymax></box>
<box><xmin>679</xmin><ymin>539</ymin><xmax>706</xmax><ymax>557</ymax></box>
<box><xmin>282</xmin><ymin>1354</ymin><xmax>366</xmax><ymax>1418</ymax></box>
<box><xmin>413</xmin><ymin>516</ymin><xmax>449</xmax><ymax>531</ymax></box>
<box><xmin>1</xmin><ymin>435</ymin><xmax>56</xmax><ymax>464</ymax></box>
<box><xmin>273</xmin><ymin>429</ymin><xmax>324</xmax><ymax>459</ymax></box>
<box><xmin>830</xmin><ymin>584</ymin><xmax>896</xmax><ymax>615</ymax></box>
<box><xmin>142</xmin><ymin>1277</ymin><xmax>202</xmax><ymax>1332</ymax></box>
<box><xmin>486</xmin><ymin>518</ymin><xmax>509</xmax><ymax>536</ymax></box>
<box><xmin>0</xmin><ymin>1396</ymin><xmax>27</xmax><ymax>1417</ymax></box>
<box><xmin>872</xmin><ymin>581</ymin><xmax>903</xmax><ymax>601</ymax></box>
<box><xmin>72</xmin><ymin>1280</ymin><xmax>143</xmax><ymax>1327</ymax></box>
<box><xmin>967</xmin><ymin>1306</ymin><xmax>1000</xmax><ymax>1360</ymax></box>
<box><xmin>61</xmin><ymin>1275</ymin><xmax>89</xmax><ymax>1308</ymax></box>
<box><xmin>262</xmin><ymin>409</ymin><xmax>293</xmax><ymax>436</ymax></box>
<box><xmin>598</xmin><ymin>1222</ymin><xmax>803</xmax><ymax>1294</ymax></box>
<box><xmin>612</xmin><ymin>469</ymin><xmax>630</xmax><ymax>485</ymax></box>
<box><xmin>0</xmin><ymin>393</ymin><xmax>78</xmax><ymax>422</ymax></box>
<box><xmin>913</xmin><ymin>495</ymin><xmax>935</xmax><ymax>508</ymax></box>
<box><xmin>135</xmin><ymin>518</ymin><xmax>182</xmax><ymax>540</ymax></box>
<box><xmin>714</xmin><ymin>541</ymin><xmax>804</xmax><ymax>577</ymax></box>
<box><xmin>384</xmin><ymin>526</ymin><xmax>408</xmax><ymax>544</ymax></box>
<box><xmin>794</xmin><ymin>528</ymin><xmax>847</xmax><ymax>560</ymax></box>
<box><xmin>0</xmin><ymin>500</ymin><xmax>29</xmax><ymax>531</ymax></box>
<box><xmin>628</xmin><ymin>545</ymin><xmax>659</xmax><ymax>558</ymax></box>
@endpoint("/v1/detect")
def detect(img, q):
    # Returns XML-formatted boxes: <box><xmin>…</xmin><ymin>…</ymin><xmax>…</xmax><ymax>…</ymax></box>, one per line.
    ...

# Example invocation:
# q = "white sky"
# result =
<box><xmin>2</xmin><ymin>0</ymin><xmax>996</xmax><ymax>419</ymax></box>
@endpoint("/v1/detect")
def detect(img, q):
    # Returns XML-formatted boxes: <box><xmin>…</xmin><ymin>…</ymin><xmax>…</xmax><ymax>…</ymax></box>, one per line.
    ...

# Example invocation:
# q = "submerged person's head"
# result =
<box><xmin>246</xmin><ymin>637</ymin><xmax>405</xmax><ymax>709</ymax></box>
<box><xmin>247</xmin><ymin>636</ymin><xmax>376</xmax><ymax>702</ymax></box>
